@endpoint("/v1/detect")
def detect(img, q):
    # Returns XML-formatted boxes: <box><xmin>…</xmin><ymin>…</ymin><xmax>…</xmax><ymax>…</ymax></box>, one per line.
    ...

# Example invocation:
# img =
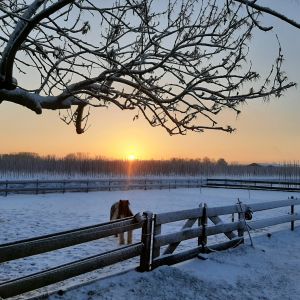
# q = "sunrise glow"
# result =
<box><xmin>127</xmin><ymin>154</ymin><xmax>137</xmax><ymax>161</ymax></box>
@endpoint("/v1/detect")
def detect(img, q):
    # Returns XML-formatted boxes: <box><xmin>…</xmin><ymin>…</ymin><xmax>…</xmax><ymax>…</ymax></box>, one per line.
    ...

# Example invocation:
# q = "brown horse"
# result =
<box><xmin>110</xmin><ymin>199</ymin><xmax>134</xmax><ymax>244</ymax></box>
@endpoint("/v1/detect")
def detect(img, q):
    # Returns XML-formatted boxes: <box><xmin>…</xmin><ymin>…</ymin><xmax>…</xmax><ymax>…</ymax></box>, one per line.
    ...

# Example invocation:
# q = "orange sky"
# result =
<box><xmin>1</xmin><ymin>88</ymin><xmax>299</xmax><ymax>163</ymax></box>
<box><xmin>0</xmin><ymin>3</ymin><xmax>299</xmax><ymax>163</ymax></box>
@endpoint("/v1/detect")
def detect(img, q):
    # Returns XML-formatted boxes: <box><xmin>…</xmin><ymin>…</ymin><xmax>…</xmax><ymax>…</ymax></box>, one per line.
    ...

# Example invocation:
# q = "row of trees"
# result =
<box><xmin>0</xmin><ymin>152</ymin><xmax>299</xmax><ymax>180</ymax></box>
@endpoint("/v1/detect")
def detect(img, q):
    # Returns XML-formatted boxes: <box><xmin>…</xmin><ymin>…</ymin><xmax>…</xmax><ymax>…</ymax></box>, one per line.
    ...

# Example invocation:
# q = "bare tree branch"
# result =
<box><xmin>233</xmin><ymin>0</ymin><xmax>300</xmax><ymax>30</ymax></box>
<box><xmin>0</xmin><ymin>0</ymin><xmax>297</xmax><ymax>134</ymax></box>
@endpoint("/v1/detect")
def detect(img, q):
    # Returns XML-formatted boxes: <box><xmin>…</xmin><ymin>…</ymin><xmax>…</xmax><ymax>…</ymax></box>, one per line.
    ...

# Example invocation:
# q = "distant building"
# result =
<box><xmin>247</xmin><ymin>163</ymin><xmax>262</xmax><ymax>167</ymax></box>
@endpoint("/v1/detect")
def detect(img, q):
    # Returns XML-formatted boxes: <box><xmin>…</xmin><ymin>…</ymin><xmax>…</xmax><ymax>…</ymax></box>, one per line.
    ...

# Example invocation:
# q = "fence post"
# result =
<box><xmin>237</xmin><ymin>200</ymin><xmax>245</xmax><ymax>238</ymax></box>
<box><xmin>199</xmin><ymin>203</ymin><xmax>208</xmax><ymax>252</ymax></box>
<box><xmin>36</xmin><ymin>179</ymin><xmax>39</xmax><ymax>195</ymax></box>
<box><xmin>198</xmin><ymin>203</ymin><xmax>202</xmax><ymax>246</ymax></box>
<box><xmin>291</xmin><ymin>204</ymin><xmax>295</xmax><ymax>231</ymax></box>
<box><xmin>5</xmin><ymin>180</ymin><xmax>8</xmax><ymax>196</ymax></box>
<box><xmin>152</xmin><ymin>215</ymin><xmax>161</xmax><ymax>261</ymax></box>
<box><xmin>139</xmin><ymin>211</ymin><xmax>153</xmax><ymax>272</ymax></box>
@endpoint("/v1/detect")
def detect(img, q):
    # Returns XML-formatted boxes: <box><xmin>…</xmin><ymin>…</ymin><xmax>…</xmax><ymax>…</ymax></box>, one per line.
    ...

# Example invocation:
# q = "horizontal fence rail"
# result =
<box><xmin>207</xmin><ymin>178</ymin><xmax>300</xmax><ymax>185</ymax></box>
<box><xmin>206</xmin><ymin>178</ymin><xmax>300</xmax><ymax>192</ymax></box>
<box><xmin>0</xmin><ymin>243</ymin><xmax>144</xmax><ymax>299</ymax></box>
<box><xmin>0</xmin><ymin>178</ymin><xmax>204</xmax><ymax>196</ymax></box>
<box><xmin>205</xmin><ymin>198</ymin><xmax>300</xmax><ymax>217</ymax></box>
<box><xmin>0</xmin><ymin>198</ymin><xmax>298</xmax><ymax>298</ymax></box>
<box><xmin>151</xmin><ymin>237</ymin><xmax>244</xmax><ymax>269</ymax></box>
<box><xmin>155</xmin><ymin>208</ymin><xmax>203</xmax><ymax>225</ymax></box>
<box><xmin>0</xmin><ymin>215</ymin><xmax>144</xmax><ymax>263</ymax></box>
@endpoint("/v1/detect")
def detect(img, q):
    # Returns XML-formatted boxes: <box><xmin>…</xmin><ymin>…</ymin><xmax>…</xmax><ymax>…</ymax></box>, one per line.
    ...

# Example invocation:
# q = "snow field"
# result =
<box><xmin>50</xmin><ymin>229</ymin><xmax>300</xmax><ymax>300</ymax></box>
<box><xmin>0</xmin><ymin>187</ymin><xmax>299</xmax><ymax>299</ymax></box>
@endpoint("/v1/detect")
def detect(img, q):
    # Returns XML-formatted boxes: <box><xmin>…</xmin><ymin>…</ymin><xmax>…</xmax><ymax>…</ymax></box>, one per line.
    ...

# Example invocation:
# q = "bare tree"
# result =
<box><xmin>0</xmin><ymin>0</ymin><xmax>296</xmax><ymax>134</ymax></box>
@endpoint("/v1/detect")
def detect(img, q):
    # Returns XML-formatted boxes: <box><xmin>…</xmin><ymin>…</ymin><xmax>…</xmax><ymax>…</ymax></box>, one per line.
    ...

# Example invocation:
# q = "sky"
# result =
<box><xmin>0</xmin><ymin>1</ymin><xmax>299</xmax><ymax>163</ymax></box>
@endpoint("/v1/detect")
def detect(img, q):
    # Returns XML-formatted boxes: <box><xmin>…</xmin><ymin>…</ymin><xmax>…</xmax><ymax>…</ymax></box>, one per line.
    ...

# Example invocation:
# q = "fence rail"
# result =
<box><xmin>0</xmin><ymin>243</ymin><xmax>144</xmax><ymax>299</ymax></box>
<box><xmin>0</xmin><ymin>178</ymin><xmax>204</xmax><ymax>196</ymax></box>
<box><xmin>0</xmin><ymin>198</ymin><xmax>299</xmax><ymax>298</ymax></box>
<box><xmin>1</xmin><ymin>178</ymin><xmax>300</xmax><ymax>196</ymax></box>
<box><xmin>0</xmin><ymin>215</ymin><xmax>144</xmax><ymax>263</ymax></box>
<box><xmin>206</xmin><ymin>178</ymin><xmax>300</xmax><ymax>192</ymax></box>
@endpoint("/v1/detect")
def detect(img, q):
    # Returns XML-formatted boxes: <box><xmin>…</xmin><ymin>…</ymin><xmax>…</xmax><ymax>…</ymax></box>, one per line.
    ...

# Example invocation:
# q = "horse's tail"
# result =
<box><xmin>110</xmin><ymin>202</ymin><xmax>118</xmax><ymax>220</ymax></box>
<box><xmin>110</xmin><ymin>204</ymin><xmax>115</xmax><ymax>220</ymax></box>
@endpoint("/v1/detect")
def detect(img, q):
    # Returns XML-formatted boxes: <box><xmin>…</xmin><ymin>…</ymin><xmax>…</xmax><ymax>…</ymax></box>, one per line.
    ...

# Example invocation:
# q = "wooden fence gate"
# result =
<box><xmin>151</xmin><ymin>197</ymin><xmax>299</xmax><ymax>269</ymax></box>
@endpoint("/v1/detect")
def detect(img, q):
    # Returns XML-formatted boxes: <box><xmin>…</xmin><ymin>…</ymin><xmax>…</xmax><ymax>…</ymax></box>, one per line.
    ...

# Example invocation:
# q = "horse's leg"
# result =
<box><xmin>119</xmin><ymin>232</ymin><xmax>125</xmax><ymax>245</ymax></box>
<box><xmin>113</xmin><ymin>220</ymin><xmax>118</xmax><ymax>237</ymax></box>
<box><xmin>127</xmin><ymin>230</ymin><xmax>132</xmax><ymax>244</ymax></box>
<box><xmin>111</xmin><ymin>206</ymin><xmax>119</xmax><ymax>237</ymax></box>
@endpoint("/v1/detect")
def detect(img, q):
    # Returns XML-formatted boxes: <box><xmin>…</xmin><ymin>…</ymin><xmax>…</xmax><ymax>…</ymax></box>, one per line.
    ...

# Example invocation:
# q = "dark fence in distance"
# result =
<box><xmin>1</xmin><ymin>178</ymin><xmax>300</xmax><ymax>196</ymax></box>
<box><xmin>0</xmin><ymin>178</ymin><xmax>204</xmax><ymax>196</ymax></box>
<box><xmin>206</xmin><ymin>178</ymin><xmax>300</xmax><ymax>192</ymax></box>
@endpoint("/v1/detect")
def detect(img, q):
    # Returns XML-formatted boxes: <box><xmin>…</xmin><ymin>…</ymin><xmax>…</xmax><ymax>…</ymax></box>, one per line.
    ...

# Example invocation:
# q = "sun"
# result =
<box><xmin>128</xmin><ymin>154</ymin><xmax>137</xmax><ymax>161</ymax></box>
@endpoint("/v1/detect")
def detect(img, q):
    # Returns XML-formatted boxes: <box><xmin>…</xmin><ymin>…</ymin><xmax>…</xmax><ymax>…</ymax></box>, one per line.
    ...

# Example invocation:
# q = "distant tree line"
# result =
<box><xmin>0</xmin><ymin>152</ymin><xmax>299</xmax><ymax>180</ymax></box>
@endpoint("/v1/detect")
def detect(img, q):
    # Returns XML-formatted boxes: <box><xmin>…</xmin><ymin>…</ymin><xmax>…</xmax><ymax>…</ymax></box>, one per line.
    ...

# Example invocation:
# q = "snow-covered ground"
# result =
<box><xmin>0</xmin><ymin>187</ymin><xmax>299</xmax><ymax>299</ymax></box>
<box><xmin>48</xmin><ymin>229</ymin><xmax>300</xmax><ymax>300</ymax></box>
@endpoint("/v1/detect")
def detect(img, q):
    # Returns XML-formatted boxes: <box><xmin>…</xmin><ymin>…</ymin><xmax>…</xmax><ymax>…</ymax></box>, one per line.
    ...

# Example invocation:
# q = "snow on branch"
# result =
<box><xmin>0</xmin><ymin>0</ymin><xmax>297</xmax><ymax>134</ymax></box>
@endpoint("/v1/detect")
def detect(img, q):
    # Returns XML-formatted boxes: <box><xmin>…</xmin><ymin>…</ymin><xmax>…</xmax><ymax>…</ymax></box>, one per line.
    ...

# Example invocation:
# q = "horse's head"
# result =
<box><xmin>118</xmin><ymin>199</ymin><xmax>132</xmax><ymax>215</ymax></box>
<box><xmin>119</xmin><ymin>199</ymin><xmax>130</xmax><ymax>209</ymax></box>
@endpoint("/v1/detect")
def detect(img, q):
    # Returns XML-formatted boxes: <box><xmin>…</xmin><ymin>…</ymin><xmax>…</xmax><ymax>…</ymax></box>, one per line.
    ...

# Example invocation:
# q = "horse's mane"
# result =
<box><xmin>118</xmin><ymin>200</ymin><xmax>133</xmax><ymax>217</ymax></box>
<box><xmin>111</xmin><ymin>200</ymin><xmax>133</xmax><ymax>219</ymax></box>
